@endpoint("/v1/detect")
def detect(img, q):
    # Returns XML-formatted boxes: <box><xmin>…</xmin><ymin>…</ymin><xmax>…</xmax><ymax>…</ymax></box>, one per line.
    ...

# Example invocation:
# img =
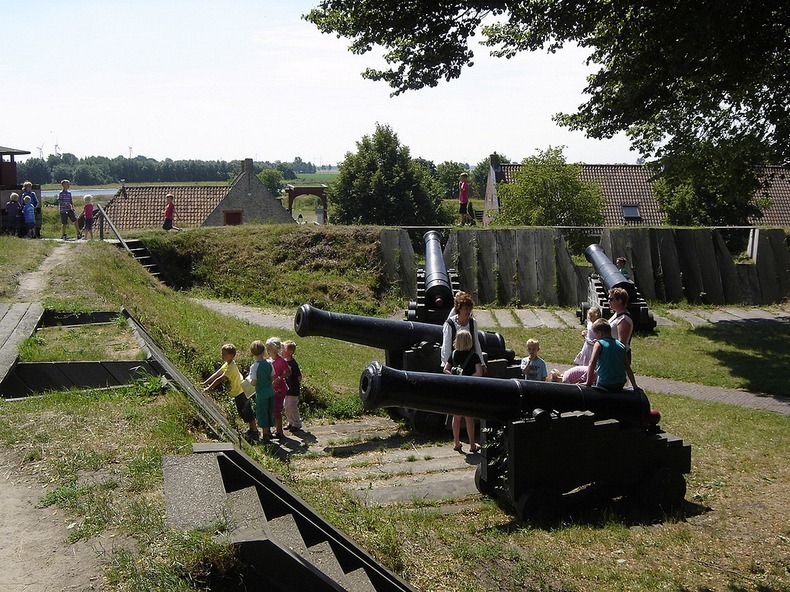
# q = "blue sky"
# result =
<box><xmin>2</xmin><ymin>0</ymin><xmax>638</xmax><ymax>167</ymax></box>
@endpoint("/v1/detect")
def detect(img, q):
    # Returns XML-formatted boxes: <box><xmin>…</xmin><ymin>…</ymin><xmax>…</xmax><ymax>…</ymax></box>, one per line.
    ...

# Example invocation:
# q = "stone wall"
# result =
<box><xmin>381</xmin><ymin>227</ymin><xmax>790</xmax><ymax>306</ymax></box>
<box><xmin>204</xmin><ymin>158</ymin><xmax>294</xmax><ymax>226</ymax></box>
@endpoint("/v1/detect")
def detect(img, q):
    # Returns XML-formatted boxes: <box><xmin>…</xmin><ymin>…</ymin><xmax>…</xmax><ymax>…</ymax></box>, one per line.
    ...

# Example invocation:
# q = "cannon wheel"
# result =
<box><xmin>515</xmin><ymin>487</ymin><xmax>560</xmax><ymax>525</ymax></box>
<box><xmin>638</xmin><ymin>468</ymin><xmax>686</xmax><ymax>511</ymax></box>
<box><xmin>474</xmin><ymin>464</ymin><xmax>495</xmax><ymax>498</ymax></box>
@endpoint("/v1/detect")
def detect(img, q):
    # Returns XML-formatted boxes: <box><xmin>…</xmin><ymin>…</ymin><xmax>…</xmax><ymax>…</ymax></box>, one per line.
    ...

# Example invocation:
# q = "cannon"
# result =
<box><xmin>359</xmin><ymin>362</ymin><xmax>691</xmax><ymax>523</ymax></box>
<box><xmin>577</xmin><ymin>244</ymin><xmax>656</xmax><ymax>331</ymax></box>
<box><xmin>294</xmin><ymin>304</ymin><xmax>516</xmax><ymax>372</ymax></box>
<box><xmin>294</xmin><ymin>303</ymin><xmax>521</xmax><ymax>431</ymax></box>
<box><xmin>406</xmin><ymin>230</ymin><xmax>459</xmax><ymax>323</ymax></box>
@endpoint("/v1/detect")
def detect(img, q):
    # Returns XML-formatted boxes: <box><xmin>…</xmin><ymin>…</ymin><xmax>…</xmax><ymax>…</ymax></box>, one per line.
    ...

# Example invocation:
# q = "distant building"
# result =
<box><xmin>1</xmin><ymin>145</ymin><xmax>42</xmax><ymax>232</ymax></box>
<box><xmin>102</xmin><ymin>158</ymin><xmax>294</xmax><ymax>230</ymax></box>
<box><xmin>485</xmin><ymin>157</ymin><xmax>790</xmax><ymax>227</ymax></box>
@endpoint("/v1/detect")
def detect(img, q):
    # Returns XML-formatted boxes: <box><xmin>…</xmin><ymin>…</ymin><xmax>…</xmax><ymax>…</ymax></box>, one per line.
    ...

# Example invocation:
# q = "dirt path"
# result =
<box><xmin>15</xmin><ymin>242</ymin><xmax>75</xmax><ymax>302</ymax></box>
<box><xmin>3</xmin><ymin>242</ymin><xmax>108</xmax><ymax>591</ymax></box>
<box><xmin>0</xmin><ymin>454</ymin><xmax>108</xmax><ymax>591</ymax></box>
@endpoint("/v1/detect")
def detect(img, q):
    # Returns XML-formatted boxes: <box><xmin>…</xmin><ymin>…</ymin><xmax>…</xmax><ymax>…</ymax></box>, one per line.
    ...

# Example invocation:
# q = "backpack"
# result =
<box><xmin>450</xmin><ymin>350</ymin><xmax>475</xmax><ymax>376</ymax></box>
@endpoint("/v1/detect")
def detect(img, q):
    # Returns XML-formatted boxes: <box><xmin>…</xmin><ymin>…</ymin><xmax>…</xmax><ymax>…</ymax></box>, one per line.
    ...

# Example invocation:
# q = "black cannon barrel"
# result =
<box><xmin>584</xmin><ymin>244</ymin><xmax>637</xmax><ymax>302</ymax></box>
<box><xmin>359</xmin><ymin>362</ymin><xmax>652</xmax><ymax>427</ymax></box>
<box><xmin>423</xmin><ymin>230</ymin><xmax>453</xmax><ymax>310</ymax></box>
<box><xmin>294</xmin><ymin>304</ymin><xmax>514</xmax><ymax>362</ymax></box>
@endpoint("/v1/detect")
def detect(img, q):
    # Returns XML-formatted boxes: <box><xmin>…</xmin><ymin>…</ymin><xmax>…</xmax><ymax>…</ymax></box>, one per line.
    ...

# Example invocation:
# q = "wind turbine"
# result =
<box><xmin>129</xmin><ymin>144</ymin><xmax>133</xmax><ymax>159</ymax></box>
<box><xmin>37</xmin><ymin>143</ymin><xmax>45</xmax><ymax>159</ymax></box>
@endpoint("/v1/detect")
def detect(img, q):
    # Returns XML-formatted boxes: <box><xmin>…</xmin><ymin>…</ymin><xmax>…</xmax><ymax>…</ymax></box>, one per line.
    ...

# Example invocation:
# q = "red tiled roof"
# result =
<box><xmin>757</xmin><ymin>168</ymin><xmax>790</xmax><ymax>226</ymax></box>
<box><xmin>498</xmin><ymin>163</ymin><xmax>790</xmax><ymax>227</ymax></box>
<box><xmin>103</xmin><ymin>184</ymin><xmax>231</xmax><ymax>230</ymax></box>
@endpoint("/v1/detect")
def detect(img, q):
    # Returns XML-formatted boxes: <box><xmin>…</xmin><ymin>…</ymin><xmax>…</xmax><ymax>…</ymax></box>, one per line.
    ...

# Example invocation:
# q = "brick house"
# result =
<box><xmin>485</xmin><ymin>157</ymin><xmax>790</xmax><ymax>227</ymax></box>
<box><xmin>102</xmin><ymin>158</ymin><xmax>293</xmax><ymax>231</ymax></box>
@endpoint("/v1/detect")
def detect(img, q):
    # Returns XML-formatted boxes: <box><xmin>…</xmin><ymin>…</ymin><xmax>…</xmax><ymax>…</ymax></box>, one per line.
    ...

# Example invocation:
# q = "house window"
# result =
<box><xmin>622</xmin><ymin>204</ymin><xmax>641</xmax><ymax>221</ymax></box>
<box><xmin>224</xmin><ymin>210</ymin><xmax>243</xmax><ymax>225</ymax></box>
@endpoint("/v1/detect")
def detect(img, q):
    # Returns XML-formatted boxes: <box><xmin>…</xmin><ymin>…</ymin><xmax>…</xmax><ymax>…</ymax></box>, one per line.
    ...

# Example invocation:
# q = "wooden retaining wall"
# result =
<box><xmin>381</xmin><ymin>228</ymin><xmax>790</xmax><ymax>306</ymax></box>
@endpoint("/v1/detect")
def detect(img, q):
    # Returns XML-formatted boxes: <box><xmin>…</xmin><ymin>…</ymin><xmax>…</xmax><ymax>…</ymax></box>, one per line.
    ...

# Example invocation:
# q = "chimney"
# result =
<box><xmin>243</xmin><ymin>158</ymin><xmax>254</xmax><ymax>190</ymax></box>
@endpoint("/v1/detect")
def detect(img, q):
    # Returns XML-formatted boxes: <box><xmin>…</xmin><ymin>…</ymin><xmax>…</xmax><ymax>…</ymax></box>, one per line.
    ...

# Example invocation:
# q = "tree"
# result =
<box><xmin>16</xmin><ymin>158</ymin><xmax>51</xmax><ymax>185</ymax></box>
<box><xmin>436</xmin><ymin>161</ymin><xmax>467</xmax><ymax>198</ymax></box>
<box><xmin>306</xmin><ymin>1</ymin><xmax>788</xmax><ymax>199</ymax></box>
<box><xmin>329</xmin><ymin>123</ymin><xmax>449</xmax><ymax>225</ymax></box>
<box><xmin>258</xmin><ymin>168</ymin><xmax>286</xmax><ymax>196</ymax></box>
<box><xmin>495</xmin><ymin>147</ymin><xmax>604</xmax><ymax>241</ymax></box>
<box><xmin>652</xmin><ymin>135</ymin><xmax>772</xmax><ymax>226</ymax></box>
<box><xmin>275</xmin><ymin>162</ymin><xmax>297</xmax><ymax>180</ymax></box>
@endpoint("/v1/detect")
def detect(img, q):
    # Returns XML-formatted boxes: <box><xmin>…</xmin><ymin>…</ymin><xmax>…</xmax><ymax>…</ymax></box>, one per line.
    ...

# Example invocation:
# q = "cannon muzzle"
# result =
<box><xmin>584</xmin><ymin>244</ymin><xmax>637</xmax><ymax>302</ymax></box>
<box><xmin>295</xmin><ymin>304</ymin><xmax>515</xmax><ymax>363</ymax></box>
<box><xmin>360</xmin><ymin>362</ymin><xmax>652</xmax><ymax>427</ymax></box>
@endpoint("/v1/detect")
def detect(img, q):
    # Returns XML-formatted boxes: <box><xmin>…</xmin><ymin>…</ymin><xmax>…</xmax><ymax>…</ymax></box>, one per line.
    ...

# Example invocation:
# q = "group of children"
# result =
<box><xmin>521</xmin><ymin>300</ymin><xmax>638</xmax><ymax>392</ymax></box>
<box><xmin>3</xmin><ymin>179</ymin><xmax>96</xmax><ymax>240</ymax></box>
<box><xmin>202</xmin><ymin>337</ymin><xmax>303</xmax><ymax>442</ymax></box>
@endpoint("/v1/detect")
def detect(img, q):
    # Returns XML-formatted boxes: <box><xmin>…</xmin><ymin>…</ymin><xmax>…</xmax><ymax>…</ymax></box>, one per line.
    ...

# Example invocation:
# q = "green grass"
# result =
<box><xmin>0</xmin><ymin>235</ymin><xmax>56</xmax><ymax>299</ymax></box>
<box><xmin>140</xmin><ymin>224</ymin><xmax>401</xmax><ymax>316</ymax></box>
<box><xmin>0</xmin><ymin>227</ymin><xmax>788</xmax><ymax>591</ymax></box>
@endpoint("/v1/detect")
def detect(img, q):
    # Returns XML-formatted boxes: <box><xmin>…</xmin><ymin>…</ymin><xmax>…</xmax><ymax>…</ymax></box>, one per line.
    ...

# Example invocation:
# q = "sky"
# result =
<box><xmin>2</xmin><ymin>0</ymin><xmax>640</xmax><ymax>168</ymax></box>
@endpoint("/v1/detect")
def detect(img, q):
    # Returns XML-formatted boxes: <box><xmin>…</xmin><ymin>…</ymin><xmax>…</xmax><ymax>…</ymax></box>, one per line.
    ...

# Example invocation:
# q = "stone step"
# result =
<box><xmin>162</xmin><ymin>453</ymin><xmax>227</xmax><ymax>531</ymax></box>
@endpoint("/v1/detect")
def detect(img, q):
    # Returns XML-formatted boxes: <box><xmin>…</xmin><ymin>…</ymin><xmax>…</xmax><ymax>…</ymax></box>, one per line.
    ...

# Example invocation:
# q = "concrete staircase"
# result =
<box><xmin>163</xmin><ymin>443</ymin><xmax>414</xmax><ymax>592</ymax></box>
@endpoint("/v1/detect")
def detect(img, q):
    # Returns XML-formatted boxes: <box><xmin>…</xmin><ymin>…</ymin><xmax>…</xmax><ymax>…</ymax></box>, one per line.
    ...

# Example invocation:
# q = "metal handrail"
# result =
<box><xmin>96</xmin><ymin>203</ymin><xmax>129</xmax><ymax>252</ymax></box>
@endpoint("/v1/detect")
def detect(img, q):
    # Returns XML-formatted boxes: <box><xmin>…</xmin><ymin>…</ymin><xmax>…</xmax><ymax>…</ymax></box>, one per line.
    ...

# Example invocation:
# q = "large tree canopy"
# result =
<box><xmin>306</xmin><ymin>1</ymin><xmax>789</xmax><ymax>167</ymax></box>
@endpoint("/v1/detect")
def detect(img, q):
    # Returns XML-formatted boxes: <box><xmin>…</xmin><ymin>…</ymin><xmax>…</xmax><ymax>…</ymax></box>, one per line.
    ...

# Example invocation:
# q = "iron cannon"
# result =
<box><xmin>578</xmin><ymin>244</ymin><xmax>656</xmax><ymax>331</ymax></box>
<box><xmin>294</xmin><ymin>304</ymin><xmax>516</xmax><ymax>371</ymax></box>
<box><xmin>294</xmin><ymin>303</ymin><xmax>520</xmax><ymax>431</ymax></box>
<box><xmin>359</xmin><ymin>362</ymin><xmax>691</xmax><ymax>523</ymax></box>
<box><xmin>405</xmin><ymin>230</ymin><xmax>459</xmax><ymax>323</ymax></box>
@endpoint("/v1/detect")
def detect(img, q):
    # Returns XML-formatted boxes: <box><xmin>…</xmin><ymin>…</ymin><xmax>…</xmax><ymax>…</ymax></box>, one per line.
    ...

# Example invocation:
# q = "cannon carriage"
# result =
<box><xmin>577</xmin><ymin>244</ymin><xmax>656</xmax><ymax>332</ymax></box>
<box><xmin>359</xmin><ymin>362</ymin><xmax>691</xmax><ymax>523</ymax></box>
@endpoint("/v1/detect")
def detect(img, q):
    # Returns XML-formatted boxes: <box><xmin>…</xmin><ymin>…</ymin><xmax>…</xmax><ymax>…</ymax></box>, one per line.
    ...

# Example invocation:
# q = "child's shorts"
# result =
<box><xmin>60</xmin><ymin>210</ymin><xmax>77</xmax><ymax>224</ymax></box>
<box><xmin>234</xmin><ymin>393</ymin><xmax>255</xmax><ymax>423</ymax></box>
<box><xmin>84</xmin><ymin>218</ymin><xmax>94</xmax><ymax>230</ymax></box>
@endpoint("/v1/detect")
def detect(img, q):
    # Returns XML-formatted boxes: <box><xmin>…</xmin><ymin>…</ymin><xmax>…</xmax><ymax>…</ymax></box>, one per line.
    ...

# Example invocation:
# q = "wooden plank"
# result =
<box><xmin>626</xmin><ymin>228</ymin><xmax>656</xmax><ymax>301</ymax></box>
<box><xmin>735</xmin><ymin>264</ymin><xmax>761</xmax><ymax>305</ymax></box>
<box><xmin>554</xmin><ymin>231</ymin><xmax>580</xmax><ymax>306</ymax></box>
<box><xmin>674</xmin><ymin>229</ymin><xmax>705</xmax><ymax>303</ymax></box>
<box><xmin>693</xmin><ymin>230</ymin><xmax>725</xmax><ymax>304</ymax></box>
<box><xmin>0</xmin><ymin>303</ymin><xmax>43</xmax><ymax>387</ymax></box>
<box><xmin>515</xmin><ymin>229</ymin><xmax>538</xmax><ymax>304</ymax></box>
<box><xmin>751</xmin><ymin>229</ymin><xmax>781</xmax><ymax>304</ymax></box>
<box><xmin>0</xmin><ymin>303</ymin><xmax>28</xmax><ymax>344</ymax></box>
<box><xmin>397</xmin><ymin>229</ymin><xmax>416</xmax><ymax>299</ymax></box>
<box><xmin>535</xmin><ymin>229</ymin><xmax>559</xmax><ymax>306</ymax></box>
<box><xmin>711</xmin><ymin>230</ymin><xmax>743</xmax><ymax>304</ymax></box>
<box><xmin>764</xmin><ymin>228</ymin><xmax>790</xmax><ymax>299</ymax></box>
<box><xmin>651</xmin><ymin>229</ymin><xmax>684</xmax><ymax>302</ymax></box>
<box><xmin>495</xmin><ymin>229</ymin><xmax>518</xmax><ymax>305</ymax></box>
<box><xmin>475</xmin><ymin>230</ymin><xmax>497</xmax><ymax>304</ymax></box>
<box><xmin>456</xmin><ymin>230</ymin><xmax>479</xmax><ymax>300</ymax></box>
